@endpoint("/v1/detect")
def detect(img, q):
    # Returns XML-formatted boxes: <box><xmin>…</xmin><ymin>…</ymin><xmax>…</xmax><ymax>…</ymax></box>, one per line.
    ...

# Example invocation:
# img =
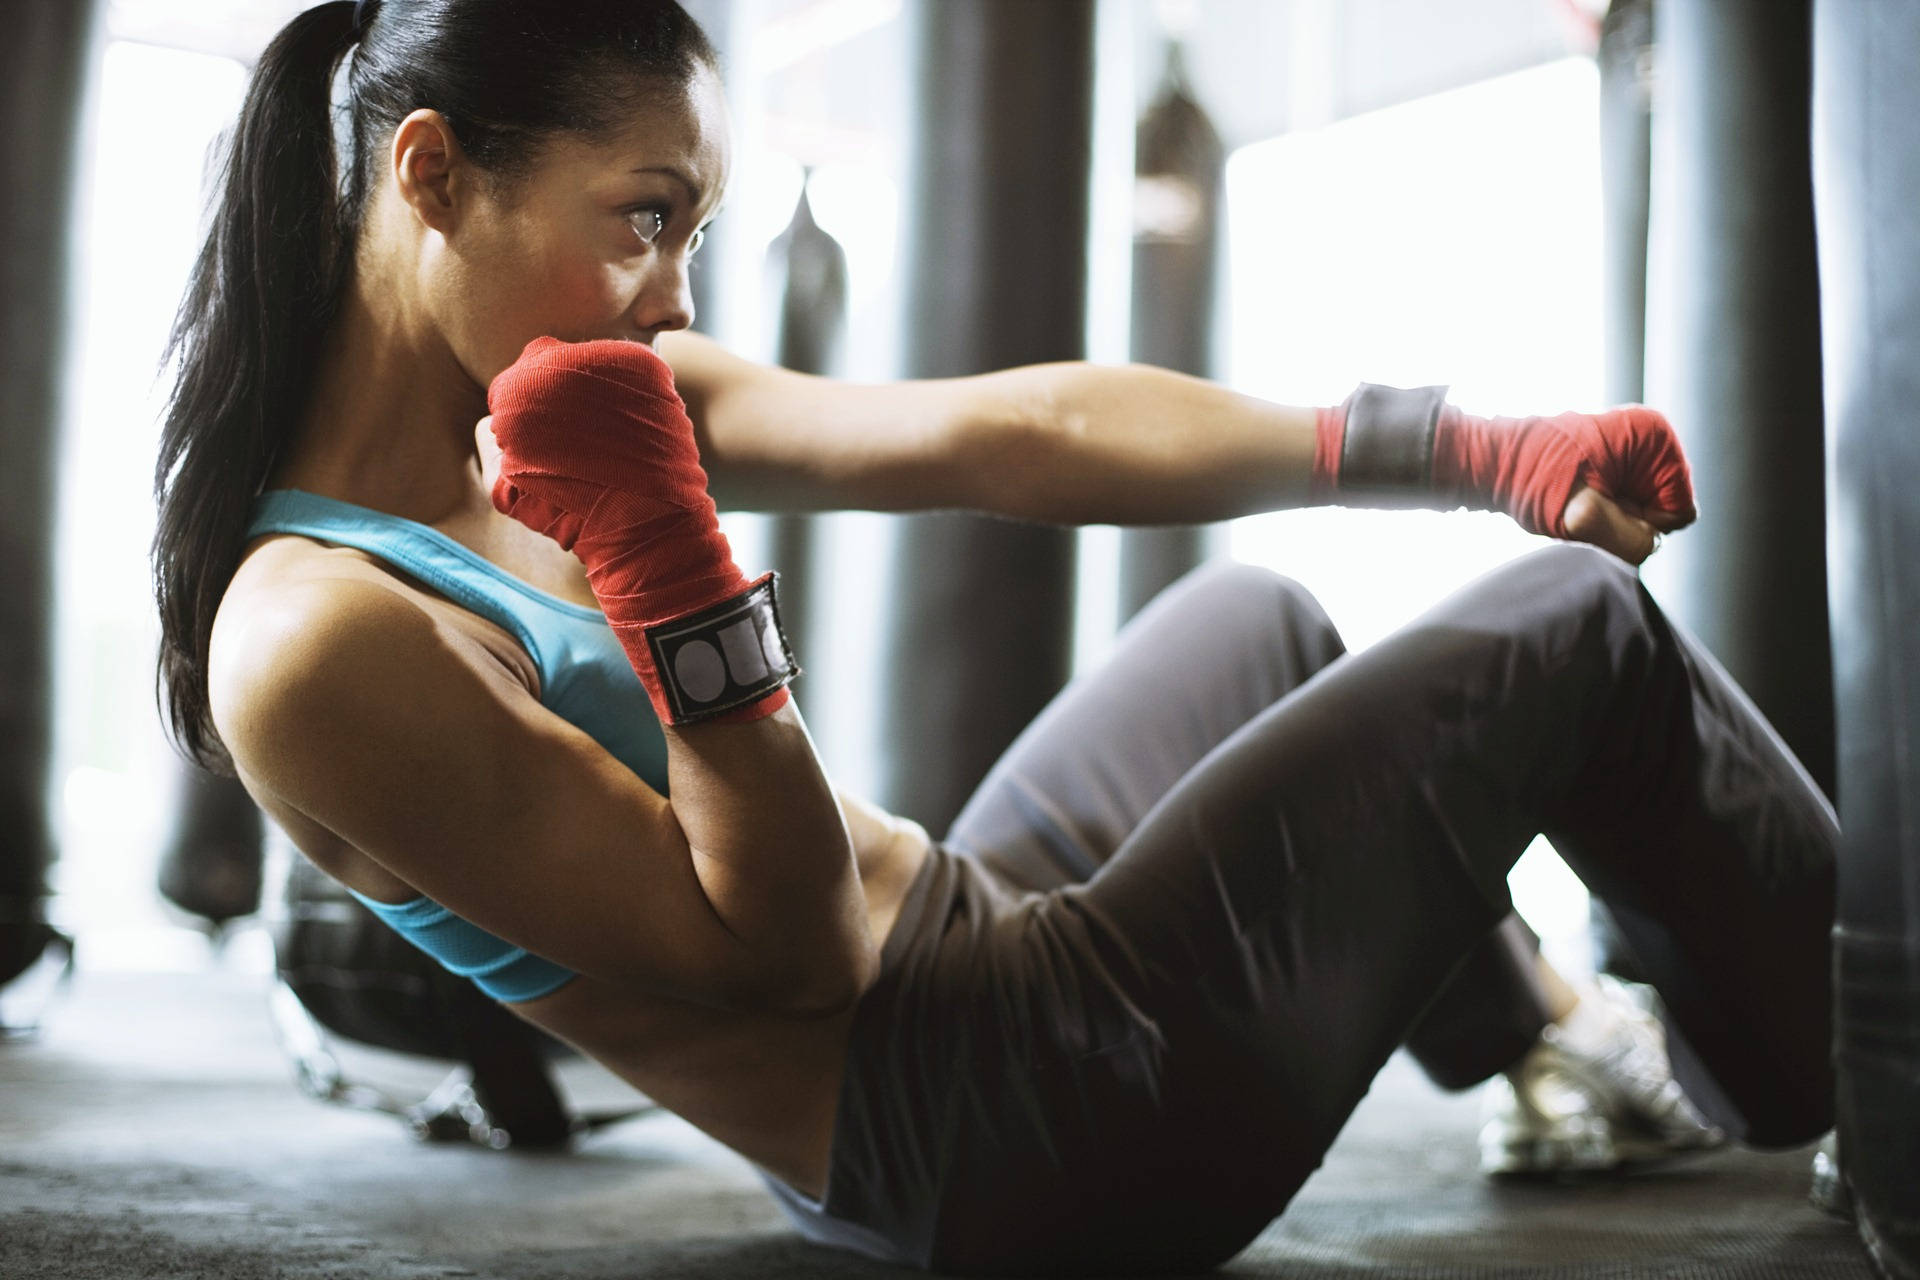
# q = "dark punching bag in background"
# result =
<box><xmin>878</xmin><ymin>0</ymin><xmax>1094</xmax><ymax>834</ymax></box>
<box><xmin>0</xmin><ymin>0</ymin><xmax>96</xmax><ymax>1022</ymax></box>
<box><xmin>1648</xmin><ymin>0</ymin><xmax>1833</xmax><ymax>798</ymax></box>
<box><xmin>761</xmin><ymin>176</ymin><xmax>850</xmax><ymax>696</ymax></box>
<box><xmin>1812</xmin><ymin>2</ymin><xmax>1920</xmax><ymax>1274</ymax></box>
<box><xmin>156</xmin><ymin>762</ymin><xmax>265</xmax><ymax>928</ymax></box>
<box><xmin>1118</xmin><ymin>40</ymin><xmax>1224</xmax><ymax>626</ymax></box>
<box><xmin>768</xmin><ymin>177</ymin><xmax>848</xmax><ymax>383</ymax></box>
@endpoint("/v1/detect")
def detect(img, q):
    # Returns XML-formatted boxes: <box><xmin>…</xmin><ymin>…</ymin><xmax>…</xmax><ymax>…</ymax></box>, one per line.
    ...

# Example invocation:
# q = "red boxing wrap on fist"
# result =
<box><xmin>1311</xmin><ymin>384</ymin><xmax>1698</xmax><ymax>540</ymax></box>
<box><xmin>486</xmin><ymin>336</ymin><xmax>795</xmax><ymax>726</ymax></box>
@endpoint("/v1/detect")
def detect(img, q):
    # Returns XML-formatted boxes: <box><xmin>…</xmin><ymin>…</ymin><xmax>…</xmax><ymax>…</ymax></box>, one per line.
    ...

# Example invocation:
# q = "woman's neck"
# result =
<box><xmin>272</xmin><ymin>255</ymin><xmax>489</xmax><ymax>527</ymax></box>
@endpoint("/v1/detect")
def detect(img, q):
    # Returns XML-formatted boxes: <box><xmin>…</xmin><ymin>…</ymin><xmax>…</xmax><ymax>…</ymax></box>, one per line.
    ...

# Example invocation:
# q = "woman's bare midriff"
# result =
<box><xmin>229</xmin><ymin>520</ymin><xmax>932</xmax><ymax>1203</ymax></box>
<box><xmin>514</xmin><ymin>810</ymin><xmax>928</xmax><ymax>1200</ymax></box>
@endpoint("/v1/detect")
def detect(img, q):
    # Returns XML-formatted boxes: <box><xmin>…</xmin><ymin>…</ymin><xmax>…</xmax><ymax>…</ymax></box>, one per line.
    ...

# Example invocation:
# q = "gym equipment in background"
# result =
<box><xmin>270</xmin><ymin>852</ymin><xmax>648</xmax><ymax>1151</ymax></box>
<box><xmin>1118</xmin><ymin>37</ymin><xmax>1226</xmax><ymax>625</ymax></box>
<box><xmin>878</xmin><ymin>0</ymin><xmax>1093</xmax><ymax>836</ymax></box>
<box><xmin>0</xmin><ymin>0</ymin><xmax>95</xmax><ymax>1039</ymax></box>
<box><xmin>1811</xmin><ymin>1</ymin><xmax>1920</xmax><ymax>1274</ymax></box>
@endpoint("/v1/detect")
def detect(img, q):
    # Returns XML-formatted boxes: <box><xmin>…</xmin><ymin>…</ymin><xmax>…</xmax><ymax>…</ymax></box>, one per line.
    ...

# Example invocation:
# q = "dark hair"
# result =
<box><xmin>153</xmin><ymin>0</ymin><xmax>718</xmax><ymax>770</ymax></box>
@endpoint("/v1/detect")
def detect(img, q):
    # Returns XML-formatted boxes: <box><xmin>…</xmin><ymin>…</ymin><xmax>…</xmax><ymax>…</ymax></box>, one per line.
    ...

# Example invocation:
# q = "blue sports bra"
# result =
<box><xmin>246</xmin><ymin>489</ymin><xmax>671</xmax><ymax>1002</ymax></box>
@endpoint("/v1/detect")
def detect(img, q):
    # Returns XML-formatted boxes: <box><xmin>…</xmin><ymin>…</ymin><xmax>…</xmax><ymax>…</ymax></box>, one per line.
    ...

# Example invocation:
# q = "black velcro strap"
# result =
<box><xmin>1341</xmin><ymin>382</ymin><xmax>1450</xmax><ymax>493</ymax></box>
<box><xmin>645</xmin><ymin>573</ymin><xmax>800</xmax><ymax>726</ymax></box>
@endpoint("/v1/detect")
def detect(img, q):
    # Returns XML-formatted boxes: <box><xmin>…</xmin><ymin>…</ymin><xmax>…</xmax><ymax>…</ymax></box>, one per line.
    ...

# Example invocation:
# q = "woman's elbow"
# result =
<box><xmin>760</xmin><ymin>936</ymin><xmax>880</xmax><ymax>1020</ymax></box>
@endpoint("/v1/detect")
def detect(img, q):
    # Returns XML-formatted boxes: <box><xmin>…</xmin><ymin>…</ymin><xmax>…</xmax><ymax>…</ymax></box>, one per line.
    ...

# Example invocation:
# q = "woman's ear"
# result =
<box><xmin>389</xmin><ymin>108</ymin><xmax>472</xmax><ymax>235</ymax></box>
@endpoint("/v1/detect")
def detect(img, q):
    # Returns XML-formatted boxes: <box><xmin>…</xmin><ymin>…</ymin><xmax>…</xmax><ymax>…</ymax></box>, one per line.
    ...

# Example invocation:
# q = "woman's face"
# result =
<box><xmin>427</xmin><ymin>65</ymin><xmax>731</xmax><ymax>386</ymax></box>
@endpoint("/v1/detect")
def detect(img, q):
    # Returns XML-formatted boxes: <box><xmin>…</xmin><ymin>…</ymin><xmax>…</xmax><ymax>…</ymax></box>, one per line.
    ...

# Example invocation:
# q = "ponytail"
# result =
<box><xmin>153</xmin><ymin>1</ymin><xmax>360</xmax><ymax>770</ymax></box>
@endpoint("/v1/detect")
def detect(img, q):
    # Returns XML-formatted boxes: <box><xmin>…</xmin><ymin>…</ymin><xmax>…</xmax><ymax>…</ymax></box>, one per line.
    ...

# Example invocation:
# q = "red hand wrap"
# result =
<box><xmin>1430</xmin><ymin>403</ymin><xmax>1698</xmax><ymax>538</ymax></box>
<box><xmin>1312</xmin><ymin>391</ymin><xmax>1699</xmax><ymax>539</ymax></box>
<box><xmin>486</xmin><ymin>336</ymin><xmax>792</xmax><ymax>725</ymax></box>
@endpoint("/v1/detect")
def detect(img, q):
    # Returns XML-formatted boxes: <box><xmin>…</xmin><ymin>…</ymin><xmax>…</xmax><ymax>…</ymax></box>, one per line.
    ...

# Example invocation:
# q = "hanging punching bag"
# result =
<box><xmin>1812</xmin><ymin>2</ymin><xmax>1920</xmax><ymax>1273</ymax></box>
<box><xmin>156</xmin><ymin>750</ymin><xmax>266</xmax><ymax>929</ymax></box>
<box><xmin>0</xmin><ymin>0</ymin><xmax>96</xmax><ymax>1015</ymax></box>
<box><xmin>878</xmin><ymin>0</ymin><xmax>1093</xmax><ymax>834</ymax></box>
<box><xmin>761</xmin><ymin>176</ymin><xmax>850</xmax><ymax>695</ymax></box>
<box><xmin>1117</xmin><ymin>41</ymin><xmax>1224</xmax><ymax>625</ymax></box>
<box><xmin>1646</xmin><ymin>0</ymin><xmax>1833</xmax><ymax>797</ymax></box>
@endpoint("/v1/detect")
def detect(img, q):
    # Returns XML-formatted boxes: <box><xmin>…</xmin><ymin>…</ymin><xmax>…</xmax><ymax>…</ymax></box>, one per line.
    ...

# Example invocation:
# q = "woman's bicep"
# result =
<box><xmin>659</xmin><ymin>329</ymin><xmax>982</xmax><ymax>513</ymax></box>
<box><xmin>212</xmin><ymin>582</ymin><xmax>769</xmax><ymax>1010</ymax></box>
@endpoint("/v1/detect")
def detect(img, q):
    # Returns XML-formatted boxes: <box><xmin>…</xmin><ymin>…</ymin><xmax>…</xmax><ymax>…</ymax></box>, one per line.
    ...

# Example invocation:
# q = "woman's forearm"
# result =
<box><xmin>666</xmin><ymin>703</ymin><xmax>876</xmax><ymax>1017</ymax></box>
<box><xmin>485</xmin><ymin>340</ymin><xmax>874</xmax><ymax>1015</ymax></box>
<box><xmin>953</xmin><ymin>361</ymin><xmax>1320</xmax><ymax>526</ymax></box>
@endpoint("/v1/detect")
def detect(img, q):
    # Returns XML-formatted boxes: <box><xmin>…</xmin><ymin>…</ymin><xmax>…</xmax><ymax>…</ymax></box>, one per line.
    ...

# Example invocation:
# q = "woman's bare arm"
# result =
<box><xmin>664</xmin><ymin>332</ymin><xmax>1671</xmax><ymax>563</ymax></box>
<box><xmin>211</xmin><ymin>573</ymin><xmax>874</xmax><ymax>1017</ymax></box>
<box><xmin>659</xmin><ymin>330</ymin><xmax>1317</xmax><ymax>524</ymax></box>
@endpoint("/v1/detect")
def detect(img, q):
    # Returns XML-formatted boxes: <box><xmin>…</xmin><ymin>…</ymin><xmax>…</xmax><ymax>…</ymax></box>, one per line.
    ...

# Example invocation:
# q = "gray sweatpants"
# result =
<box><xmin>952</xmin><ymin>558</ymin><xmax>1559</xmax><ymax>1094</ymax></box>
<box><xmin>769</xmin><ymin>544</ymin><xmax>1837</xmax><ymax>1275</ymax></box>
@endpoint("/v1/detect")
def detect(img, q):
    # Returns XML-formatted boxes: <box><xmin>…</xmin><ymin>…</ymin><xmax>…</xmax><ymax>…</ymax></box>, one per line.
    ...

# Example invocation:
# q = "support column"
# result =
<box><xmin>1812</xmin><ymin>1</ymin><xmax>1920</xmax><ymax>1272</ymax></box>
<box><xmin>0</xmin><ymin>0</ymin><xmax>97</xmax><ymax>998</ymax></box>
<box><xmin>1598</xmin><ymin>0</ymin><xmax>1653</xmax><ymax>411</ymax></box>
<box><xmin>1647</xmin><ymin>0</ymin><xmax>1833</xmax><ymax>796</ymax></box>
<box><xmin>877</xmin><ymin>0</ymin><xmax>1094</xmax><ymax>832</ymax></box>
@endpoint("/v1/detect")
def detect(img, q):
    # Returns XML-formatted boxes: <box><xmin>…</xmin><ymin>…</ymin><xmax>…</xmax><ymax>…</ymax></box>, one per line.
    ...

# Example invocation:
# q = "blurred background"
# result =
<box><xmin>10</xmin><ymin>0</ymin><xmax>1919</xmax><ymax>1275</ymax></box>
<box><xmin>10</xmin><ymin>0</ymin><xmax>1708</xmax><ymax>989</ymax></box>
<box><xmin>0</xmin><ymin>0</ymin><xmax>1859</xmax><ymax>1155</ymax></box>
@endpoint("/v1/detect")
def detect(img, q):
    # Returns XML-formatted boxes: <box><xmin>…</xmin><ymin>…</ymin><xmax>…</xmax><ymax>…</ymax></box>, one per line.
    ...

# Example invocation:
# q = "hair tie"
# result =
<box><xmin>351</xmin><ymin>0</ymin><xmax>376</xmax><ymax>39</ymax></box>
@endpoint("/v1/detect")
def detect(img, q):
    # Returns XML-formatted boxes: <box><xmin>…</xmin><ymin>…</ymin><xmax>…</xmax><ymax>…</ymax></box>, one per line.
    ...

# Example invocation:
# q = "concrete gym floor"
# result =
<box><xmin>0</xmin><ymin>952</ymin><xmax>1877</xmax><ymax>1279</ymax></box>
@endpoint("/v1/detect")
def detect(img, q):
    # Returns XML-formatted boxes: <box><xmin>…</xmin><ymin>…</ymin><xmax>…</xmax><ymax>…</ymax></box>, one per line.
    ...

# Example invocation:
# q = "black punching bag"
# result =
<box><xmin>762</xmin><ymin>177</ymin><xmax>850</xmax><ymax>694</ymax></box>
<box><xmin>878</xmin><ymin>0</ymin><xmax>1093</xmax><ymax>833</ymax></box>
<box><xmin>1812</xmin><ymin>2</ymin><xmax>1920</xmax><ymax>1273</ymax></box>
<box><xmin>0</xmin><ymin>0</ymin><xmax>95</xmax><ymax>1006</ymax></box>
<box><xmin>1648</xmin><ymin>0</ymin><xmax>1833</xmax><ymax>797</ymax></box>
<box><xmin>155</xmin><ymin>762</ymin><xmax>265</xmax><ymax>928</ymax></box>
<box><xmin>1118</xmin><ymin>41</ymin><xmax>1224</xmax><ymax>625</ymax></box>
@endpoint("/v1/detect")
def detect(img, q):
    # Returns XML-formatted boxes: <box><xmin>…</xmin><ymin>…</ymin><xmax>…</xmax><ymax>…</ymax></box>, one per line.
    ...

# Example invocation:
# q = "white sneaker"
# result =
<box><xmin>1479</xmin><ymin>975</ymin><xmax>1727</xmax><ymax>1176</ymax></box>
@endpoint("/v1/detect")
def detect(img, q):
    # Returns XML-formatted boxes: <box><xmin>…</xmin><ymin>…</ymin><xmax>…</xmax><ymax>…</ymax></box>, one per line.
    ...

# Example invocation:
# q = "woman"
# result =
<box><xmin>154</xmin><ymin>2</ymin><xmax>1836</xmax><ymax>1274</ymax></box>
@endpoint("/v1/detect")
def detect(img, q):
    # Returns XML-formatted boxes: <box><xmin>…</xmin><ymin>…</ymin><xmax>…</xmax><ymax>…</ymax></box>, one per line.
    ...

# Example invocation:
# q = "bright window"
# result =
<box><xmin>51</xmin><ymin>40</ymin><xmax>248</xmax><ymax>967</ymax></box>
<box><xmin>1222</xmin><ymin>57</ymin><xmax>1605</xmax><ymax>972</ymax></box>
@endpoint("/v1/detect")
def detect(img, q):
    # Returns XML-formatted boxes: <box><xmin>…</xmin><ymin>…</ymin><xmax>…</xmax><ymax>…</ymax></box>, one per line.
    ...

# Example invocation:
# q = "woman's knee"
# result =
<box><xmin>1210</xmin><ymin>563</ymin><xmax>1351</xmax><ymax>690</ymax></box>
<box><xmin>1172</xmin><ymin>560</ymin><xmax>1331</xmax><ymax>624</ymax></box>
<box><xmin>1481</xmin><ymin>544</ymin><xmax>1672</xmax><ymax>695</ymax></box>
<box><xmin>1513</xmin><ymin>542</ymin><xmax>1647</xmax><ymax>622</ymax></box>
<box><xmin>1174</xmin><ymin>561</ymin><xmax>1345</xmax><ymax>656</ymax></box>
<box><xmin>1121</xmin><ymin>561</ymin><xmax>1347</xmax><ymax>700</ymax></box>
<box><xmin>1526</xmin><ymin>540</ymin><xmax>1639</xmax><ymax>583</ymax></box>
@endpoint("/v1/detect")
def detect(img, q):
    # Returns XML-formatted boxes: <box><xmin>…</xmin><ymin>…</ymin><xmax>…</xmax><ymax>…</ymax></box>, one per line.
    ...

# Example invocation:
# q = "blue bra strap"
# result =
<box><xmin>246</xmin><ymin>489</ymin><xmax>603</xmax><ymax>677</ymax></box>
<box><xmin>347</xmin><ymin>888</ymin><xmax>576</xmax><ymax>1003</ymax></box>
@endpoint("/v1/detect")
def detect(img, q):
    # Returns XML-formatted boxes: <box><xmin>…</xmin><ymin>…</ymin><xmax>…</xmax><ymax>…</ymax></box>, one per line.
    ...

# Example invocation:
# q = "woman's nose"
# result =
<box><xmin>633</xmin><ymin>258</ymin><xmax>695</xmax><ymax>334</ymax></box>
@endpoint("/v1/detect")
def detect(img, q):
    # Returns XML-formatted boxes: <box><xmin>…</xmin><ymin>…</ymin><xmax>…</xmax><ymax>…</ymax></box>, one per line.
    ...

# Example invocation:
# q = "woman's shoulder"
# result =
<box><xmin>209</xmin><ymin>538</ymin><xmax>535</xmax><ymax>783</ymax></box>
<box><xmin>220</xmin><ymin>531</ymin><xmax>538</xmax><ymax>694</ymax></box>
<box><xmin>212</xmin><ymin>543</ymin><xmax>427</xmax><ymax>742</ymax></box>
<box><xmin>208</xmin><ymin>540</ymin><xmax>513</xmax><ymax>900</ymax></box>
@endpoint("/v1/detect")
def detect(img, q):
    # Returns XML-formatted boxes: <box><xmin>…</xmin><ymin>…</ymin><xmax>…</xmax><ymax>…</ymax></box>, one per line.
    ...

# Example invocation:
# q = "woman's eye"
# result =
<box><xmin>688</xmin><ymin>226</ymin><xmax>706</xmax><ymax>258</ymax></box>
<box><xmin>627</xmin><ymin>207</ymin><xmax>667</xmax><ymax>244</ymax></box>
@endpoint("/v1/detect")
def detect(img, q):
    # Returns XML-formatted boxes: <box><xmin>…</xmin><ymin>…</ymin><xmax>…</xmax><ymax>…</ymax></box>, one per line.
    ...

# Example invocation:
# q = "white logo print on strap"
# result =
<box><xmin>644</xmin><ymin>575</ymin><xmax>800</xmax><ymax>724</ymax></box>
